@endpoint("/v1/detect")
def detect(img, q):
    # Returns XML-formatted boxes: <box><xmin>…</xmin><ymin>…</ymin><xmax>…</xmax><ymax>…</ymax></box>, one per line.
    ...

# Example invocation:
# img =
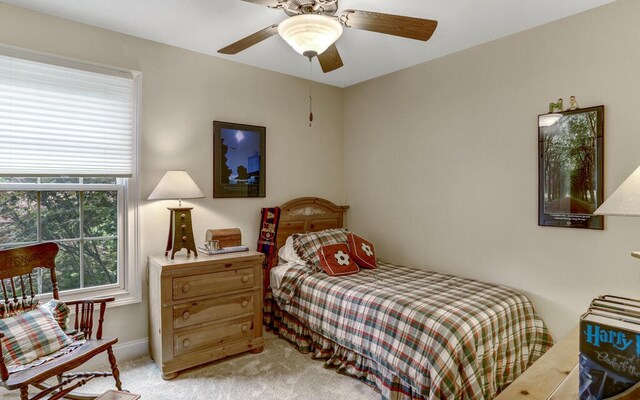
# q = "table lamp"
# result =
<box><xmin>148</xmin><ymin>170</ymin><xmax>205</xmax><ymax>259</ymax></box>
<box><xmin>594</xmin><ymin>165</ymin><xmax>640</xmax><ymax>258</ymax></box>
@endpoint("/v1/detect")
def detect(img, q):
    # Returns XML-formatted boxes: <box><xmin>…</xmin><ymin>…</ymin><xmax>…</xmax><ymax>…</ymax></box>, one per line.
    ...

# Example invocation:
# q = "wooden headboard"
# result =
<box><xmin>276</xmin><ymin>197</ymin><xmax>349</xmax><ymax>252</ymax></box>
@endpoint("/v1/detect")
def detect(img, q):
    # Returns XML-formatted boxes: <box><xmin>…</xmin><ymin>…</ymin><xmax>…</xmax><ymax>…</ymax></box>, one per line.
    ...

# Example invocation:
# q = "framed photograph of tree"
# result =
<box><xmin>538</xmin><ymin>105</ymin><xmax>604</xmax><ymax>229</ymax></box>
<box><xmin>213</xmin><ymin>121</ymin><xmax>266</xmax><ymax>198</ymax></box>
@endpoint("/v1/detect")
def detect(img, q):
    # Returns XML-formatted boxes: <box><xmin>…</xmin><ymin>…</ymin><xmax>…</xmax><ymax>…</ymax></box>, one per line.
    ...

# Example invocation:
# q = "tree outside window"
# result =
<box><xmin>0</xmin><ymin>178</ymin><xmax>122</xmax><ymax>294</ymax></box>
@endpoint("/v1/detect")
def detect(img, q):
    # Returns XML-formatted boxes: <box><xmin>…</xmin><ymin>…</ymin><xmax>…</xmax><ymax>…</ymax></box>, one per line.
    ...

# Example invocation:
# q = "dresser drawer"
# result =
<box><xmin>173</xmin><ymin>317</ymin><xmax>254</xmax><ymax>357</ymax></box>
<box><xmin>173</xmin><ymin>268</ymin><xmax>255</xmax><ymax>300</ymax></box>
<box><xmin>173</xmin><ymin>291</ymin><xmax>254</xmax><ymax>329</ymax></box>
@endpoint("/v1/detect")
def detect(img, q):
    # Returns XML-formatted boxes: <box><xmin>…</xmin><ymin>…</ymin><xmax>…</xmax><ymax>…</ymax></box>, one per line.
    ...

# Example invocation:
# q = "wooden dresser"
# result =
<box><xmin>148</xmin><ymin>251</ymin><xmax>265</xmax><ymax>379</ymax></box>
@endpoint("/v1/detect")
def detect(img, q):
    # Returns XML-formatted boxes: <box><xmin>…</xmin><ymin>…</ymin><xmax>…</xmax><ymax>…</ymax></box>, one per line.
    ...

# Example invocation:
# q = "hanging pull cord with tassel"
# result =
<box><xmin>308</xmin><ymin>56</ymin><xmax>313</xmax><ymax>127</ymax></box>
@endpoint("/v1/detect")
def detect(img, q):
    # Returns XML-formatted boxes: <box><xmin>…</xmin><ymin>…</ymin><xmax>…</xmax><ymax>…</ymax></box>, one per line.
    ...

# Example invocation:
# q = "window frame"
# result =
<box><xmin>0</xmin><ymin>45</ymin><xmax>142</xmax><ymax>306</ymax></box>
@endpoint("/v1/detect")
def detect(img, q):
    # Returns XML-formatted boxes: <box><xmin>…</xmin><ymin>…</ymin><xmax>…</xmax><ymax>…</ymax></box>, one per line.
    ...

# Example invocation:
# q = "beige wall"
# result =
<box><xmin>344</xmin><ymin>0</ymin><xmax>640</xmax><ymax>338</ymax></box>
<box><xmin>0</xmin><ymin>3</ymin><xmax>344</xmax><ymax>348</ymax></box>
<box><xmin>1</xmin><ymin>0</ymin><xmax>638</xmax><ymax>349</ymax></box>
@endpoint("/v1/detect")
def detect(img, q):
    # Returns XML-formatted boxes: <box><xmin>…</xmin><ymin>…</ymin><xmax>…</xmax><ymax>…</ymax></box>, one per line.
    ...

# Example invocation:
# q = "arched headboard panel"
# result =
<box><xmin>276</xmin><ymin>197</ymin><xmax>349</xmax><ymax>251</ymax></box>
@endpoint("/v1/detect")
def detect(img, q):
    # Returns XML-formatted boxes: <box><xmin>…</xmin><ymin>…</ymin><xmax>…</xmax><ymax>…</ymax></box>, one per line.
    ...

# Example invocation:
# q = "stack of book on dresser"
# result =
<box><xmin>579</xmin><ymin>295</ymin><xmax>640</xmax><ymax>399</ymax></box>
<box><xmin>197</xmin><ymin>245</ymin><xmax>249</xmax><ymax>255</ymax></box>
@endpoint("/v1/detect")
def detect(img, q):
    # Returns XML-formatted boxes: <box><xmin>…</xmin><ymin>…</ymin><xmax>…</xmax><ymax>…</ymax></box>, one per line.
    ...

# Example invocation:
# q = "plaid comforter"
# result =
<box><xmin>272</xmin><ymin>261</ymin><xmax>552</xmax><ymax>400</ymax></box>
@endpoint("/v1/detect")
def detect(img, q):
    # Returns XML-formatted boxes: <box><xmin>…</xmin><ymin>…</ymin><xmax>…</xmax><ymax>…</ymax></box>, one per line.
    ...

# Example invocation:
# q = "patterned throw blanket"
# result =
<box><xmin>273</xmin><ymin>261</ymin><xmax>553</xmax><ymax>400</ymax></box>
<box><xmin>257</xmin><ymin>207</ymin><xmax>281</xmax><ymax>326</ymax></box>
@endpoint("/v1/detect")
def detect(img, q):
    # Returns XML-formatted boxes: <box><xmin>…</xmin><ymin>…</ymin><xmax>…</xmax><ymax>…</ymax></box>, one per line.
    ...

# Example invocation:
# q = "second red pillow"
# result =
<box><xmin>347</xmin><ymin>233</ymin><xmax>377</xmax><ymax>269</ymax></box>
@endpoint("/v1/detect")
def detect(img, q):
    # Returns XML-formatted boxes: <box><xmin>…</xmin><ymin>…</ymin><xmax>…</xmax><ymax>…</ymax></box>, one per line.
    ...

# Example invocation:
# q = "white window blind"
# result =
<box><xmin>0</xmin><ymin>53</ymin><xmax>135</xmax><ymax>177</ymax></box>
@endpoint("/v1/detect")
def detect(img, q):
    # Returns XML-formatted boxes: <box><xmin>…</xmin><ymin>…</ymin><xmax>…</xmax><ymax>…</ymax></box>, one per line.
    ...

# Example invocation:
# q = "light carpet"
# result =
<box><xmin>0</xmin><ymin>333</ymin><xmax>379</xmax><ymax>400</ymax></box>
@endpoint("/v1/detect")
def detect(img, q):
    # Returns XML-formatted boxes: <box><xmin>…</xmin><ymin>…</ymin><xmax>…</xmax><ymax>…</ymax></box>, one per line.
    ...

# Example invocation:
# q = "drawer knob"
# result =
<box><xmin>182</xmin><ymin>236</ymin><xmax>188</xmax><ymax>241</ymax></box>
<box><xmin>182</xmin><ymin>284</ymin><xmax>191</xmax><ymax>293</ymax></box>
<box><xmin>241</xmin><ymin>275</ymin><xmax>249</xmax><ymax>283</ymax></box>
<box><xmin>241</xmin><ymin>300</ymin><xmax>249</xmax><ymax>308</ymax></box>
<box><xmin>181</xmin><ymin>213</ymin><xmax>186</xmax><ymax>219</ymax></box>
<box><xmin>183</xmin><ymin>338</ymin><xmax>191</xmax><ymax>347</ymax></box>
<box><xmin>181</xmin><ymin>224</ymin><xmax>187</xmax><ymax>229</ymax></box>
<box><xmin>182</xmin><ymin>311</ymin><xmax>190</xmax><ymax>320</ymax></box>
<box><xmin>241</xmin><ymin>325</ymin><xmax>249</xmax><ymax>333</ymax></box>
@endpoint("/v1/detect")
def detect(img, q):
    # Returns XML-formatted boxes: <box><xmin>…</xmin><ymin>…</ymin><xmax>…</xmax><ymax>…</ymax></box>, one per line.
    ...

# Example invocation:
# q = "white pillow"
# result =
<box><xmin>278</xmin><ymin>235</ymin><xmax>304</xmax><ymax>264</ymax></box>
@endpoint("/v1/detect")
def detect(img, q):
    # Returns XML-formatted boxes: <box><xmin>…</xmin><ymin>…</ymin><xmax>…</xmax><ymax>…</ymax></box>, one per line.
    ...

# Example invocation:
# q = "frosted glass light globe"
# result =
<box><xmin>278</xmin><ymin>14</ymin><xmax>343</xmax><ymax>58</ymax></box>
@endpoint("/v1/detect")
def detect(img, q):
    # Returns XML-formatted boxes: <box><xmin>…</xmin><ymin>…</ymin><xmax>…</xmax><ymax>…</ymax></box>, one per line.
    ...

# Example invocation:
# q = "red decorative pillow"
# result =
<box><xmin>347</xmin><ymin>233</ymin><xmax>377</xmax><ymax>269</ymax></box>
<box><xmin>317</xmin><ymin>243</ymin><xmax>359</xmax><ymax>276</ymax></box>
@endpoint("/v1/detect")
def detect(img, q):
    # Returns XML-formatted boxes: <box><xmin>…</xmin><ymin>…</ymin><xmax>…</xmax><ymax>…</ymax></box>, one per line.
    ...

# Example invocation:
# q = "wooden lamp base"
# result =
<box><xmin>165</xmin><ymin>207</ymin><xmax>197</xmax><ymax>259</ymax></box>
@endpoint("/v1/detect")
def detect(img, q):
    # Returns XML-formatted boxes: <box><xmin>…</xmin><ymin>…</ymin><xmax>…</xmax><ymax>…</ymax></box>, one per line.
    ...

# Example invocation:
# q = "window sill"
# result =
<box><xmin>42</xmin><ymin>286</ymin><xmax>142</xmax><ymax>309</ymax></box>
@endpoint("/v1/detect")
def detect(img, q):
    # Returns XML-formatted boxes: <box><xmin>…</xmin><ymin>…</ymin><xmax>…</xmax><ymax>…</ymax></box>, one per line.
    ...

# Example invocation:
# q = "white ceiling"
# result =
<box><xmin>1</xmin><ymin>0</ymin><xmax>616</xmax><ymax>87</ymax></box>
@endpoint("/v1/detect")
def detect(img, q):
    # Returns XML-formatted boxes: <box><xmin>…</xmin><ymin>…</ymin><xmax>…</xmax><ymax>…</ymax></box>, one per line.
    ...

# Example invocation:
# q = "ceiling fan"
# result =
<box><xmin>218</xmin><ymin>0</ymin><xmax>438</xmax><ymax>73</ymax></box>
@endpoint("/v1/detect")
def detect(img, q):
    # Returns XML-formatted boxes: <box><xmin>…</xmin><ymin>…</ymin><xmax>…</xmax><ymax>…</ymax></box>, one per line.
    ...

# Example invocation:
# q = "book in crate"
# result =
<box><xmin>579</xmin><ymin>296</ymin><xmax>640</xmax><ymax>399</ymax></box>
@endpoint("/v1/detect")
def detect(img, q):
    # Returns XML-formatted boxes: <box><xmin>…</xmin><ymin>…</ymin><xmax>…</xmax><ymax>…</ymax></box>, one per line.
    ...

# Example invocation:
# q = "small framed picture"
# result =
<box><xmin>213</xmin><ymin>121</ymin><xmax>266</xmax><ymax>198</ymax></box>
<box><xmin>538</xmin><ymin>105</ymin><xmax>604</xmax><ymax>229</ymax></box>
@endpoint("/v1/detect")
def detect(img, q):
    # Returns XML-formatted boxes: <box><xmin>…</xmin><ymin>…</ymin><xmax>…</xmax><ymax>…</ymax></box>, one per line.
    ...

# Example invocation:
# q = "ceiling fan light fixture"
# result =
<box><xmin>278</xmin><ymin>14</ymin><xmax>343</xmax><ymax>58</ymax></box>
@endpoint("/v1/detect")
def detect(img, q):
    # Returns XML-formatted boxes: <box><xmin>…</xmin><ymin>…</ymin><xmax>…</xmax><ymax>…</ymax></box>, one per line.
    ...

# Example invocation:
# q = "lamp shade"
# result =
<box><xmin>278</xmin><ymin>14</ymin><xmax>343</xmax><ymax>57</ymax></box>
<box><xmin>148</xmin><ymin>170</ymin><xmax>204</xmax><ymax>201</ymax></box>
<box><xmin>594</xmin><ymin>165</ymin><xmax>640</xmax><ymax>216</ymax></box>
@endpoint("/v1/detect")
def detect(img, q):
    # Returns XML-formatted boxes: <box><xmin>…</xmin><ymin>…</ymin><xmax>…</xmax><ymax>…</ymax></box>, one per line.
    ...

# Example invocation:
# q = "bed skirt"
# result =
<box><xmin>265</xmin><ymin>289</ymin><xmax>437</xmax><ymax>400</ymax></box>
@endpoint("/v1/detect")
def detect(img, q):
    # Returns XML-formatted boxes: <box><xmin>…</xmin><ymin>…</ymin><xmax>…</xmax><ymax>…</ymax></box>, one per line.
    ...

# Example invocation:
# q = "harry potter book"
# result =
<box><xmin>594</xmin><ymin>296</ymin><xmax>640</xmax><ymax>316</ymax></box>
<box><xmin>598</xmin><ymin>295</ymin><xmax>640</xmax><ymax>306</ymax></box>
<box><xmin>579</xmin><ymin>312</ymin><xmax>640</xmax><ymax>399</ymax></box>
<box><xmin>589</xmin><ymin>304</ymin><xmax>640</xmax><ymax>324</ymax></box>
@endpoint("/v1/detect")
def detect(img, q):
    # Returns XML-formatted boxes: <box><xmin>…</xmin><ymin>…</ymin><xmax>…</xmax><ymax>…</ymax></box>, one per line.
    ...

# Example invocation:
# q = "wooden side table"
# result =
<box><xmin>496</xmin><ymin>325</ymin><xmax>640</xmax><ymax>400</ymax></box>
<box><xmin>496</xmin><ymin>325</ymin><xmax>579</xmax><ymax>400</ymax></box>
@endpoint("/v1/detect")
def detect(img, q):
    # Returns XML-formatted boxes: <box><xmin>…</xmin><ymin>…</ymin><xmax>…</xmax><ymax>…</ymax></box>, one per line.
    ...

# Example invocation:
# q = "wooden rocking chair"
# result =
<box><xmin>0</xmin><ymin>242</ymin><xmax>123</xmax><ymax>400</ymax></box>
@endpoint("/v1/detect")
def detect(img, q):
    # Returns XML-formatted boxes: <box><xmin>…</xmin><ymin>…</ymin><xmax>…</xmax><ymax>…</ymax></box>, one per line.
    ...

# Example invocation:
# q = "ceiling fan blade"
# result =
<box><xmin>318</xmin><ymin>44</ymin><xmax>343</xmax><ymax>73</ymax></box>
<box><xmin>218</xmin><ymin>24</ymin><xmax>279</xmax><ymax>55</ymax></box>
<box><xmin>239</xmin><ymin>0</ymin><xmax>283</xmax><ymax>7</ymax></box>
<box><xmin>340</xmin><ymin>10</ymin><xmax>438</xmax><ymax>41</ymax></box>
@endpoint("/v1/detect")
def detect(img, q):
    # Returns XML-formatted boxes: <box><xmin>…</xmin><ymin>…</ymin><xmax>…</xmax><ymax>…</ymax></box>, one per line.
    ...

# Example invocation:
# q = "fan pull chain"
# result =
<box><xmin>308</xmin><ymin>57</ymin><xmax>313</xmax><ymax>127</ymax></box>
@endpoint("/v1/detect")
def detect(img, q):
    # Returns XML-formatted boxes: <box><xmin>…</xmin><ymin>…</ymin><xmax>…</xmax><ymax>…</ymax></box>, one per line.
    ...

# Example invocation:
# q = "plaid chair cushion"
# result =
<box><xmin>293</xmin><ymin>228</ymin><xmax>349</xmax><ymax>271</ymax></box>
<box><xmin>0</xmin><ymin>306</ymin><xmax>73</xmax><ymax>367</ymax></box>
<box><xmin>43</xmin><ymin>299</ymin><xmax>70</xmax><ymax>332</ymax></box>
<box><xmin>0</xmin><ymin>298</ymin><xmax>39</xmax><ymax>319</ymax></box>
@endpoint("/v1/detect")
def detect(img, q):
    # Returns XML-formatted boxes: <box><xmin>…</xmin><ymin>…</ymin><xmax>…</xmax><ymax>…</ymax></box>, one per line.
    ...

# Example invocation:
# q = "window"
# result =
<box><xmin>0</xmin><ymin>177</ymin><xmax>121</xmax><ymax>293</ymax></box>
<box><xmin>0</xmin><ymin>47</ymin><xmax>140</xmax><ymax>303</ymax></box>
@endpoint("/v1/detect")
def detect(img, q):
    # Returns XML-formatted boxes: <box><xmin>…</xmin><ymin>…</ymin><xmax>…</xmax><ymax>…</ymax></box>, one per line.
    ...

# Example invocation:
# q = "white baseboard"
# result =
<box><xmin>75</xmin><ymin>338</ymin><xmax>149</xmax><ymax>371</ymax></box>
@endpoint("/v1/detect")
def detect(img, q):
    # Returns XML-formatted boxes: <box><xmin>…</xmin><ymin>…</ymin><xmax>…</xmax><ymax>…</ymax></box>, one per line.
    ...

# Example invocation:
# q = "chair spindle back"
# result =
<box><xmin>0</xmin><ymin>243</ymin><xmax>60</xmax><ymax>318</ymax></box>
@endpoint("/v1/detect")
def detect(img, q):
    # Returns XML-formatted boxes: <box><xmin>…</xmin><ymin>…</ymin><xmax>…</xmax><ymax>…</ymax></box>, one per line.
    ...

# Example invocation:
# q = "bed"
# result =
<box><xmin>263</xmin><ymin>197</ymin><xmax>553</xmax><ymax>400</ymax></box>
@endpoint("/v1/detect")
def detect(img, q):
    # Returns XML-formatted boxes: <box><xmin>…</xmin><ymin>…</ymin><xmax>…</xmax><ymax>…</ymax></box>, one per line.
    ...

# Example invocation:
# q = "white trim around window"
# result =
<box><xmin>0</xmin><ymin>44</ymin><xmax>142</xmax><ymax>307</ymax></box>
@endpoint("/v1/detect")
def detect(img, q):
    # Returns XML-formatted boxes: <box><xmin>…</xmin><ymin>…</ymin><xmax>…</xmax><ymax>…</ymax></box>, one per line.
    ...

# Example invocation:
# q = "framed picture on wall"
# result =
<box><xmin>538</xmin><ymin>105</ymin><xmax>604</xmax><ymax>229</ymax></box>
<box><xmin>213</xmin><ymin>121</ymin><xmax>266</xmax><ymax>198</ymax></box>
